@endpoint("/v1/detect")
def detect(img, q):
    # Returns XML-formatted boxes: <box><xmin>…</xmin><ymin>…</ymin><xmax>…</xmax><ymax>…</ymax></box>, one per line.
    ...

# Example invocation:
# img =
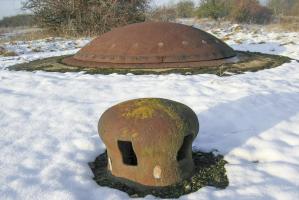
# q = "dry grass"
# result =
<box><xmin>266</xmin><ymin>22</ymin><xmax>299</xmax><ymax>32</ymax></box>
<box><xmin>7</xmin><ymin>30</ymin><xmax>53</xmax><ymax>41</ymax></box>
<box><xmin>265</xmin><ymin>16</ymin><xmax>299</xmax><ymax>32</ymax></box>
<box><xmin>0</xmin><ymin>47</ymin><xmax>6</xmax><ymax>55</ymax></box>
<box><xmin>0</xmin><ymin>27</ymin><xmax>81</xmax><ymax>44</ymax></box>
<box><xmin>2</xmin><ymin>51</ymin><xmax>18</xmax><ymax>57</ymax></box>
<box><xmin>0</xmin><ymin>46</ymin><xmax>18</xmax><ymax>57</ymax></box>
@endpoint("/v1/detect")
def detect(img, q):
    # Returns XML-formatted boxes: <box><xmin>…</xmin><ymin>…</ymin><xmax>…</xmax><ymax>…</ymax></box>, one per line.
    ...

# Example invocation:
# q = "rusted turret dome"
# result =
<box><xmin>63</xmin><ymin>22</ymin><xmax>236</xmax><ymax>68</ymax></box>
<box><xmin>98</xmin><ymin>98</ymin><xmax>199</xmax><ymax>187</ymax></box>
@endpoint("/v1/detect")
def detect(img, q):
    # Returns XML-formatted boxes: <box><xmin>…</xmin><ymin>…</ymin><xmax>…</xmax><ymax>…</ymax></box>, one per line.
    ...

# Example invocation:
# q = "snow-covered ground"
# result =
<box><xmin>0</xmin><ymin>23</ymin><xmax>299</xmax><ymax>200</ymax></box>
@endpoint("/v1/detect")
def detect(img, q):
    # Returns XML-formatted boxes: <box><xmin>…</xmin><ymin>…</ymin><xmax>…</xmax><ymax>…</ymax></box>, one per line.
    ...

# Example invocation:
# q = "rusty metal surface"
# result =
<box><xmin>62</xmin><ymin>54</ymin><xmax>237</xmax><ymax>69</ymax></box>
<box><xmin>98</xmin><ymin>98</ymin><xmax>199</xmax><ymax>187</ymax></box>
<box><xmin>63</xmin><ymin>22</ymin><xmax>236</xmax><ymax>68</ymax></box>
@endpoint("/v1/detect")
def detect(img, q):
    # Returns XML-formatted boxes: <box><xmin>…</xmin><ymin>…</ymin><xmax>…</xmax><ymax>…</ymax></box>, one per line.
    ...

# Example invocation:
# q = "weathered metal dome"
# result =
<box><xmin>63</xmin><ymin>22</ymin><xmax>236</xmax><ymax>68</ymax></box>
<box><xmin>98</xmin><ymin>98</ymin><xmax>199</xmax><ymax>187</ymax></box>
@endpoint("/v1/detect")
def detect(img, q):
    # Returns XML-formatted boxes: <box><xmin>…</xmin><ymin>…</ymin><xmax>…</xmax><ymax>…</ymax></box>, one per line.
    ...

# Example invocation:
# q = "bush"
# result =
<box><xmin>196</xmin><ymin>0</ymin><xmax>232</xmax><ymax>20</ymax></box>
<box><xmin>0</xmin><ymin>47</ymin><xmax>18</xmax><ymax>57</ymax></box>
<box><xmin>147</xmin><ymin>6</ymin><xmax>177</xmax><ymax>22</ymax></box>
<box><xmin>230</xmin><ymin>0</ymin><xmax>273</xmax><ymax>24</ymax></box>
<box><xmin>0</xmin><ymin>14</ymin><xmax>34</xmax><ymax>27</ymax></box>
<box><xmin>23</xmin><ymin>0</ymin><xmax>149</xmax><ymax>36</ymax></box>
<box><xmin>196</xmin><ymin>0</ymin><xmax>273</xmax><ymax>24</ymax></box>
<box><xmin>291</xmin><ymin>2</ymin><xmax>299</xmax><ymax>16</ymax></box>
<box><xmin>176</xmin><ymin>0</ymin><xmax>195</xmax><ymax>18</ymax></box>
<box><xmin>267</xmin><ymin>0</ymin><xmax>298</xmax><ymax>16</ymax></box>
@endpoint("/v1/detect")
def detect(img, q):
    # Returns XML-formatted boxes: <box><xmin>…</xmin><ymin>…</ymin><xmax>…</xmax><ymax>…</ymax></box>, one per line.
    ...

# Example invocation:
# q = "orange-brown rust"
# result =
<box><xmin>63</xmin><ymin>22</ymin><xmax>236</xmax><ymax>68</ymax></box>
<box><xmin>98</xmin><ymin>98</ymin><xmax>199</xmax><ymax>187</ymax></box>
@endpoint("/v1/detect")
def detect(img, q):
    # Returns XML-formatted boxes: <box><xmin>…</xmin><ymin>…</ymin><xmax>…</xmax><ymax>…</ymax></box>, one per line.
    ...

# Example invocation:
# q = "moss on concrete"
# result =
<box><xmin>89</xmin><ymin>149</ymin><xmax>228</xmax><ymax>198</ymax></box>
<box><xmin>8</xmin><ymin>51</ymin><xmax>292</xmax><ymax>76</ymax></box>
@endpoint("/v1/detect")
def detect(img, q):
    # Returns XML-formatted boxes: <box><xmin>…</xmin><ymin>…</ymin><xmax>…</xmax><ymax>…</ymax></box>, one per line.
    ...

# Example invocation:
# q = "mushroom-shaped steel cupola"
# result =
<box><xmin>98</xmin><ymin>98</ymin><xmax>199</xmax><ymax>187</ymax></box>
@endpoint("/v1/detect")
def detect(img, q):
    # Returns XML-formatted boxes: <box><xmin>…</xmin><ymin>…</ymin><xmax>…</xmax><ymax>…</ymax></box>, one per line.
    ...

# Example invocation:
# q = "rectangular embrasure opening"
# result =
<box><xmin>117</xmin><ymin>140</ymin><xmax>138</xmax><ymax>166</ymax></box>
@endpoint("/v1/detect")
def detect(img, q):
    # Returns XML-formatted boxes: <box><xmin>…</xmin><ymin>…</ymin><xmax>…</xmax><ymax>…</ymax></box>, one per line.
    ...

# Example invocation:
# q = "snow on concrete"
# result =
<box><xmin>0</xmin><ymin>23</ymin><xmax>299</xmax><ymax>200</ymax></box>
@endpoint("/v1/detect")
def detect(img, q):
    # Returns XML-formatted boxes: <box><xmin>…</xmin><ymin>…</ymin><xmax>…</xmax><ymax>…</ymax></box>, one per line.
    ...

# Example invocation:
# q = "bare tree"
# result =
<box><xmin>176</xmin><ymin>0</ymin><xmax>195</xmax><ymax>18</ymax></box>
<box><xmin>267</xmin><ymin>0</ymin><xmax>298</xmax><ymax>16</ymax></box>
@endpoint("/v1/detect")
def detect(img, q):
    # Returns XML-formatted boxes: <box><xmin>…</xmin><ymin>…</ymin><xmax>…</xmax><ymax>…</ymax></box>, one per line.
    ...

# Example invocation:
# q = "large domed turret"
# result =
<box><xmin>63</xmin><ymin>22</ymin><xmax>236</xmax><ymax>68</ymax></box>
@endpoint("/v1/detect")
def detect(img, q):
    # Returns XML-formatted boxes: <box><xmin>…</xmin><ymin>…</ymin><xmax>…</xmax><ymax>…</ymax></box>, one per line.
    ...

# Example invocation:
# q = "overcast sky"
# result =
<box><xmin>0</xmin><ymin>0</ymin><xmax>268</xmax><ymax>20</ymax></box>
<box><xmin>0</xmin><ymin>0</ymin><xmax>25</xmax><ymax>19</ymax></box>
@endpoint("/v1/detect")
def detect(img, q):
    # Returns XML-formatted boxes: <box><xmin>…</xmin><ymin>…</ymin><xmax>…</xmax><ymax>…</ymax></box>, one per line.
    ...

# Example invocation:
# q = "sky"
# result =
<box><xmin>0</xmin><ymin>0</ymin><xmax>269</xmax><ymax>20</ymax></box>
<box><xmin>0</xmin><ymin>0</ymin><xmax>25</xmax><ymax>19</ymax></box>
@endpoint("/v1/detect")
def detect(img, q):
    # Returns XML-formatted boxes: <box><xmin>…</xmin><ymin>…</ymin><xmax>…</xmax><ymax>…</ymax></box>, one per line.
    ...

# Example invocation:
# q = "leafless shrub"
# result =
<box><xmin>176</xmin><ymin>0</ymin><xmax>195</xmax><ymax>18</ymax></box>
<box><xmin>196</xmin><ymin>0</ymin><xmax>273</xmax><ymax>24</ymax></box>
<box><xmin>147</xmin><ymin>6</ymin><xmax>177</xmax><ymax>22</ymax></box>
<box><xmin>230</xmin><ymin>0</ymin><xmax>273</xmax><ymax>24</ymax></box>
<box><xmin>267</xmin><ymin>0</ymin><xmax>299</xmax><ymax>17</ymax></box>
<box><xmin>0</xmin><ymin>47</ymin><xmax>18</xmax><ymax>57</ymax></box>
<box><xmin>23</xmin><ymin>0</ymin><xmax>149</xmax><ymax>36</ymax></box>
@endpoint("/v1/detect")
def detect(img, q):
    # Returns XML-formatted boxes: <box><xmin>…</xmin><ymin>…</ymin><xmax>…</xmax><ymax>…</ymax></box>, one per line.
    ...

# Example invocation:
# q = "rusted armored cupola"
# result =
<box><xmin>98</xmin><ymin>98</ymin><xmax>199</xmax><ymax>187</ymax></box>
<box><xmin>12</xmin><ymin>21</ymin><xmax>290</xmax><ymax>75</ymax></box>
<box><xmin>63</xmin><ymin>22</ymin><xmax>236</xmax><ymax>68</ymax></box>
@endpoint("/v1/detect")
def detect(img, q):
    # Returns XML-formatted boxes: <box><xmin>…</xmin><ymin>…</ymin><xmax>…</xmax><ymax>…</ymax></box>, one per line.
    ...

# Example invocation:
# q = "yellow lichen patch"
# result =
<box><xmin>120</xmin><ymin>98</ymin><xmax>189</xmax><ymax>137</ymax></box>
<box><xmin>120</xmin><ymin>128</ymin><xmax>130</xmax><ymax>138</ymax></box>
<box><xmin>131</xmin><ymin>132</ymin><xmax>139</xmax><ymax>138</ymax></box>
<box><xmin>122</xmin><ymin>99</ymin><xmax>158</xmax><ymax>119</ymax></box>
<box><xmin>120</xmin><ymin>127</ymin><xmax>139</xmax><ymax>139</ymax></box>
<box><xmin>124</xmin><ymin>105</ymin><xmax>155</xmax><ymax>119</ymax></box>
<box><xmin>122</xmin><ymin>99</ymin><xmax>180</xmax><ymax>121</ymax></box>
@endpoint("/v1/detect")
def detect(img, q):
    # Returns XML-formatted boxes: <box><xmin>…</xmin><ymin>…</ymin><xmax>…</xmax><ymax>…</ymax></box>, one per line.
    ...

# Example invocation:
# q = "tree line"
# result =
<box><xmin>156</xmin><ymin>0</ymin><xmax>298</xmax><ymax>24</ymax></box>
<box><xmin>1</xmin><ymin>0</ymin><xmax>298</xmax><ymax>34</ymax></box>
<box><xmin>22</xmin><ymin>0</ymin><xmax>149</xmax><ymax>36</ymax></box>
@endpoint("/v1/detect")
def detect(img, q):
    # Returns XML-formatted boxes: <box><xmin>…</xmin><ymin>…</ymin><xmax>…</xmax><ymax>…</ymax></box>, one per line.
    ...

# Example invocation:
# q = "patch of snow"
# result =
<box><xmin>0</xmin><ymin>24</ymin><xmax>299</xmax><ymax>200</ymax></box>
<box><xmin>0</xmin><ymin>38</ymin><xmax>90</xmax><ymax>69</ymax></box>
